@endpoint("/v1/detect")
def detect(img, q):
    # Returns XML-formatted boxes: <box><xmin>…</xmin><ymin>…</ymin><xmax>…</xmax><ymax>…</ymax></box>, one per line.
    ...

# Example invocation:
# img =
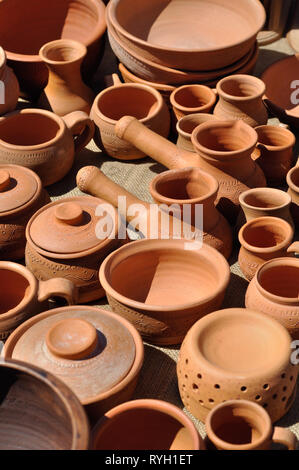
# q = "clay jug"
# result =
<box><xmin>115</xmin><ymin>116</ymin><xmax>266</xmax><ymax>224</ymax></box>
<box><xmin>39</xmin><ymin>39</ymin><xmax>95</xmax><ymax>116</ymax></box>
<box><xmin>0</xmin><ymin>47</ymin><xmax>19</xmax><ymax>116</ymax></box>
<box><xmin>214</xmin><ymin>74</ymin><xmax>268</xmax><ymax>127</ymax></box>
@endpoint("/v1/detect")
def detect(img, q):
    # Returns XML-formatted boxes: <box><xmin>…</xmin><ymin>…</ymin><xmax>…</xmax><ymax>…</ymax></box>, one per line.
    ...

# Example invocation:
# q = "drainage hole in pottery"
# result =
<box><xmin>263</xmin><ymin>403</ymin><xmax>268</xmax><ymax>408</ymax></box>
<box><xmin>199</xmin><ymin>400</ymin><xmax>204</xmax><ymax>405</ymax></box>
<box><xmin>282</xmin><ymin>397</ymin><xmax>286</xmax><ymax>402</ymax></box>
<box><xmin>290</xmin><ymin>376</ymin><xmax>294</xmax><ymax>381</ymax></box>
<box><xmin>263</xmin><ymin>384</ymin><xmax>269</xmax><ymax>390</ymax></box>
<box><xmin>185</xmin><ymin>374</ymin><xmax>188</xmax><ymax>379</ymax></box>
<box><xmin>281</xmin><ymin>373</ymin><xmax>286</xmax><ymax>379</ymax></box>
<box><xmin>209</xmin><ymin>398</ymin><xmax>214</xmax><ymax>403</ymax></box>
<box><xmin>192</xmin><ymin>384</ymin><xmax>199</xmax><ymax>390</ymax></box>
<box><xmin>182</xmin><ymin>384</ymin><xmax>186</xmax><ymax>388</ymax></box>
<box><xmin>283</xmin><ymin>386</ymin><xmax>287</xmax><ymax>392</ymax></box>
<box><xmin>214</xmin><ymin>384</ymin><xmax>220</xmax><ymax>389</ymax></box>
<box><xmin>185</xmin><ymin>359</ymin><xmax>188</xmax><ymax>365</ymax></box>
<box><xmin>255</xmin><ymin>395</ymin><xmax>261</xmax><ymax>401</ymax></box>
<box><xmin>272</xmin><ymin>394</ymin><xmax>277</xmax><ymax>400</ymax></box>
<box><xmin>197</xmin><ymin>373</ymin><xmax>202</xmax><ymax>379</ymax></box>
<box><xmin>240</xmin><ymin>386</ymin><xmax>247</xmax><ymax>392</ymax></box>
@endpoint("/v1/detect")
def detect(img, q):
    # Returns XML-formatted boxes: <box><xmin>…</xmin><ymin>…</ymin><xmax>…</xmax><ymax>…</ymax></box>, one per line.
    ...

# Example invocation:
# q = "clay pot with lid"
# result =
<box><xmin>287</xmin><ymin>165</ymin><xmax>299</xmax><ymax>228</ymax></box>
<box><xmin>170</xmin><ymin>85</ymin><xmax>217</xmax><ymax>121</ymax></box>
<box><xmin>115</xmin><ymin>116</ymin><xmax>266</xmax><ymax>224</ymax></box>
<box><xmin>90</xmin><ymin>74</ymin><xmax>170</xmax><ymax>160</ymax></box>
<box><xmin>0</xmin><ymin>47</ymin><xmax>19</xmax><ymax>116</ymax></box>
<box><xmin>3</xmin><ymin>305</ymin><xmax>144</xmax><ymax>423</ymax></box>
<box><xmin>245</xmin><ymin>258</ymin><xmax>299</xmax><ymax>339</ymax></box>
<box><xmin>92</xmin><ymin>399</ymin><xmax>204</xmax><ymax>450</ymax></box>
<box><xmin>25</xmin><ymin>196</ymin><xmax>123</xmax><ymax>303</ymax></box>
<box><xmin>0</xmin><ymin>164</ymin><xmax>50</xmax><ymax>260</ymax></box>
<box><xmin>0</xmin><ymin>109</ymin><xmax>94</xmax><ymax>186</ymax></box>
<box><xmin>213</xmin><ymin>74</ymin><xmax>268</xmax><ymax>127</ymax></box>
<box><xmin>176</xmin><ymin>113</ymin><xmax>219</xmax><ymax>153</ymax></box>
<box><xmin>177</xmin><ymin>308</ymin><xmax>299</xmax><ymax>423</ymax></box>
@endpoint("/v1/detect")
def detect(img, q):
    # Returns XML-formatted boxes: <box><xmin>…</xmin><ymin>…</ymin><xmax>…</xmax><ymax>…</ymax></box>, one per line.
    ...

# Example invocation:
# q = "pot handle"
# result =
<box><xmin>112</xmin><ymin>73</ymin><xmax>122</xmax><ymax>86</ymax></box>
<box><xmin>38</xmin><ymin>278</ymin><xmax>78</xmax><ymax>305</ymax></box>
<box><xmin>287</xmin><ymin>241</ymin><xmax>299</xmax><ymax>254</ymax></box>
<box><xmin>272</xmin><ymin>427</ymin><xmax>297</xmax><ymax>450</ymax></box>
<box><xmin>63</xmin><ymin>111</ymin><xmax>95</xmax><ymax>152</ymax></box>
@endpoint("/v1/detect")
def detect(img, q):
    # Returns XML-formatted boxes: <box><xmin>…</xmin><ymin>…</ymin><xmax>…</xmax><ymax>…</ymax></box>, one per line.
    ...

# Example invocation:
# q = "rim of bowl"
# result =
<box><xmin>39</xmin><ymin>39</ymin><xmax>87</xmax><ymax>65</ymax></box>
<box><xmin>255</xmin><ymin>125</ymin><xmax>296</xmax><ymax>151</ymax></box>
<box><xmin>170</xmin><ymin>85</ymin><xmax>216</xmax><ymax>113</ymax></box>
<box><xmin>216</xmin><ymin>74</ymin><xmax>266</xmax><ymax>101</ymax></box>
<box><xmin>287</xmin><ymin>166</ymin><xmax>299</xmax><ymax>192</ymax></box>
<box><xmin>239</xmin><ymin>188</ymin><xmax>292</xmax><ymax>212</ymax></box>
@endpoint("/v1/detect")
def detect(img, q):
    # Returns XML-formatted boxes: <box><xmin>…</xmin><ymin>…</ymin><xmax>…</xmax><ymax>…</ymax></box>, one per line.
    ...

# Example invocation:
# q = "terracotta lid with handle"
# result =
<box><xmin>3</xmin><ymin>306</ymin><xmax>140</xmax><ymax>405</ymax></box>
<box><xmin>0</xmin><ymin>164</ymin><xmax>42</xmax><ymax>215</ymax></box>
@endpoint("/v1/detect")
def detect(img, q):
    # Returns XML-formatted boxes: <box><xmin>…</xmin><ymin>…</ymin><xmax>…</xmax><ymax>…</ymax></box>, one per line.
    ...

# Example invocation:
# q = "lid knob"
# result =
<box><xmin>55</xmin><ymin>202</ymin><xmax>84</xmax><ymax>225</ymax></box>
<box><xmin>0</xmin><ymin>170</ymin><xmax>11</xmax><ymax>192</ymax></box>
<box><xmin>46</xmin><ymin>318</ymin><xmax>98</xmax><ymax>360</ymax></box>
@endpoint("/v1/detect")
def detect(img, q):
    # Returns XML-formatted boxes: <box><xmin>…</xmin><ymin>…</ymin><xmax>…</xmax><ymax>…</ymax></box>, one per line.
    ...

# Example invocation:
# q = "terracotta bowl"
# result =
<box><xmin>92</xmin><ymin>399</ymin><xmax>204</xmax><ymax>450</ymax></box>
<box><xmin>108</xmin><ymin>0</ymin><xmax>265</xmax><ymax>71</ymax></box>
<box><xmin>0</xmin><ymin>359</ymin><xmax>89</xmax><ymax>450</ymax></box>
<box><xmin>170</xmin><ymin>84</ymin><xmax>217</xmax><ymax>121</ymax></box>
<box><xmin>287</xmin><ymin>165</ymin><xmax>299</xmax><ymax>227</ymax></box>
<box><xmin>99</xmin><ymin>239</ymin><xmax>230</xmax><ymax>345</ymax></box>
<box><xmin>177</xmin><ymin>308</ymin><xmax>298</xmax><ymax>423</ymax></box>
<box><xmin>0</xmin><ymin>0</ymin><xmax>106</xmax><ymax>97</ymax></box>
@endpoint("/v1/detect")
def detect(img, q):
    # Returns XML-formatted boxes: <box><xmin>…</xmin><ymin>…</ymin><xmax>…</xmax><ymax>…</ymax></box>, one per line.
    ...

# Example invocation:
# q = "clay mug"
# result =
<box><xmin>214</xmin><ymin>74</ymin><xmax>268</xmax><ymax>127</ymax></box>
<box><xmin>205</xmin><ymin>400</ymin><xmax>297</xmax><ymax>450</ymax></box>
<box><xmin>238</xmin><ymin>216</ymin><xmax>298</xmax><ymax>281</ymax></box>
<box><xmin>0</xmin><ymin>108</ymin><xmax>94</xmax><ymax>186</ymax></box>
<box><xmin>253</xmin><ymin>125</ymin><xmax>296</xmax><ymax>187</ymax></box>
<box><xmin>90</xmin><ymin>74</ymin><xmax>170</xmax><ymax>160</ymax></box>
<box><xmin>170</xmin><ymin>84</ymin><xmax>217</xmax><ymax>121</ymax></box>
<box><xmin>287</xmin><ymin>165</ymin><xmax>299</xmax><ymax>228</ymax></box>
<box><xmin>38</xmin><ymin>39</ymin><xmax>95</xmax><ymax>116</ymax></box>
<box><xmin>0</xmin><ymin>47</ymin><xmax>19</xmax><ymax>116</ymax></box>
<box><xmin>176</xmin><ymin>113</ymin><xmax>219</xmax><ymax>152</ymax></box>
<box><xmin>0</xmin><ymin>261</ymin><xmax>77</xmax><ymax>340</ymax></box>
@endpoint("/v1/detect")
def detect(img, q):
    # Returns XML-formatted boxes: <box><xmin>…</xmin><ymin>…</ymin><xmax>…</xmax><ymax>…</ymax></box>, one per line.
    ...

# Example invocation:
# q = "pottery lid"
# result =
<box><xmin>27</xmin><ymin>196</ymin><xmax>115</xmax><ymax>255</ymax></box>
<box><xmin>0</xmin><ymin>165</ymin><xmax>41</xmax><ymax>214</ymax></box>
<box><xmin>4</xmin><ymin>307</ymin><xmax>137</xmax><ymax>404</ymax></box>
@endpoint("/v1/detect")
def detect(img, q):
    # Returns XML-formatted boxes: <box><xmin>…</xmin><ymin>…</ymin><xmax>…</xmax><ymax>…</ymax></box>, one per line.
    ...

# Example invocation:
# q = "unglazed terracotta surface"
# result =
<box><xmin>177</xmin><ymin>308</ymin><xmax>299</xmax><ymax>423</ymax></box>
<box><xmin>0</xmin><ymin>109</ymin><xmax>94</xmax><ymax>186</ymax></box>
<box><xmin>92</xmin><ymin>399</ymin><xmax>204</xmax><ymax>450</ymax></box>
<box><xmin>287</xmin><ymin>165</ymin><xmax>299</xmax><ymax>228</ymax></box>
<box><xmin>3</xmin><ymin>306</ymin><xmax>144</xmax><ymax>423</ymax></box>
<box><xmin>176</xmin><ymin>114</ymin><xmax>219</xmax><ymax>153</ymax></box>
<box><xmin>108</xmin><ymin>0</ymin><xmax>265</xmax><ymax>71</ymax></box>
<box><xmin>0</xmin><ymin>359</ymin><xmax>89</xmax><ymax>450</ymax></box>
<box><xmin>0</xmin><ymin>47</ymin><xmax>19</xmax><ymax>116</ymax></box>
<box><xmin>170</xmin><ymin>85</ymin><xmax>216</xmax><ymax>121</ymax></box>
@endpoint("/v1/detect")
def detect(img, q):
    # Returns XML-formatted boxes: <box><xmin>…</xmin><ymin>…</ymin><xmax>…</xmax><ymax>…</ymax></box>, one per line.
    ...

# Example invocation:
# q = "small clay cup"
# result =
<box><xmin>238</xmin><ymin>217</ymin><xmax>298</xmax><ymax>281</ymax></box>
<box><xmin>253</xmin><ymin>125</ymin><xmax>296</xmax><ymax>186</ymax></box>
<box><xmin>170</xmin><ymin>85</ymin><xmax>217</xmax><ymax>121</ymax></box>
<box><xmin>287</xmin><ymin>165</ymin><xmax>299</xmax><ymax>229</ymax></box>
<box><xmin>205</xmin><ymin>400</ymin><xmax>297</xmax><ymax>450</ymax></box>
<box><xmin>176</xmin><ymin>113</ymin><xmax>219</xmax><ymax>153</ymax></box>
<box><xmin>0</xmin><ymin>261</ymin><xmax>77</xmax><ymax>340</ymax></box>
<box><xmin>92</xmin><ymin>399</ymin><xmax>204</xmax><ymax>450</ymax></box>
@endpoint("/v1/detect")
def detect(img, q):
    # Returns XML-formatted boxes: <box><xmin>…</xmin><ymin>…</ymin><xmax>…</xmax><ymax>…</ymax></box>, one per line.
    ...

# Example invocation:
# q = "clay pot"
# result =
<box><xmin>92</xmin><ymin>399</ymin><xmax>204</xmax><ymax>450</ymax></box>
<box><xmin>90</xmin><ymin>74</ymin><xmax>170</xmax><ymax>160</ymax></box>
<box><xmin>205</xmin><ymin>400</ymin><xmax>297</xmax><ymax>450</ymax></box>
<box><xmin>177</xmin><ymin>308</ymin><xmax>298</xmax><ymax>423</ymax></box>
<box><xmin>0</xmin><ymin>164</ymin><xmax>50</xmax><ymax>260</ymax></box>
<box><xmin>39</xmin><ymin>39</ymin><xmax>95</xmax><ymax>116</ymax></box>
<box><xmin>99</xmin><ymin>238</ymin><xmax>230</xmax><ymax>345</ymax></box>
<box><xmin>0</xmin><ymin>261</ymin><xmax>77</xmax><ymax>340</ymax></box>
<box><xmin>253</xmin><ymin>125</ymin><xmax>296</xmax><ymax>186</ymax></box>
<box><xmin>287</xmin><ymin>165</ymin><xmax>299</xmax><ymax>228</ymax></box>
<box><xmin>115</xmin><ymin>116</ymin><xmax>266</xmax><ymax>224</ymax></box>
<box><xmin>25</xmin><ymin>196</ymin><xmax>123</xmax><ymax>304</ymax></box>
<box><xmin>245</xmin><ymin>257</ymin><xmax>299</xmax><ymax>339</ymax></box>
<box><xmin>0</xmin><ymin>0</ymin><xmax>106</xmax><ymax>98</ymax></box>
<box><xmin>176</xmin><ymin>113</ymin><xmax>219</xmax><ymax>153</ymax></box>
<box><xmin>214</xmin><ymin>74</ymin><xmax>268</xmax><ymax>127</ymax></box>
<box><xmin>149</xmin><ymin>167</ymin><xmax>233</xmax><ymax>259</ymax></box>
<box><xmin>238</xmin><ymin>217</ymin><xmax>298</xmax><ymax>281</ymax></box>
<box><xmin>3</xmin><ymin>305</ymin><xmax>144</xmax><ymax>424</ymax></box>
<box><xmin>0</xmin><ymin>359</ymin><xmax>89</xmax><ymax>450</ymax></box>
<box><xmin>0</xmin><ymin>109</ymin><xmax>94</xmax><ymax>186</ymax></box>
<box><xmin>108</xmin><ymin>0</ymin><xmax>265</xmax><ymax>71</ymax></box>
<box><xmin>0</xmin><ymin>47</ymin><xmax>19</xmax><ymax>116</ymax></box>
<box><xmin>170</xmin><ymin>85</ymin><xmax>216</xmax><ymax>121</ymax></box>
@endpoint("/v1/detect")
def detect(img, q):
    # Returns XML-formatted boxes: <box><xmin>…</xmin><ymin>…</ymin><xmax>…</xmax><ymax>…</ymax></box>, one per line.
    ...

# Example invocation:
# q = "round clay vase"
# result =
<box><xmin>0</xmin><ymin>359</ymin><xmax>89</xmax><ymax>450</ymax></box>
<box><xmin>99</xmin><ymin>238</ymin><xmax>230</xmax><ymax>345</ymax></box>
<box><xmin>214</xmin><ymin>74</ymin><xmax>268</xmax><ymax>127</ymax></box>
<box><xmin>170</xmin><ymin>85</ymin><xmax>217</xmax><ymax>121</ymax></box>
<box><xmin>238</xmin><ymin>217</ymin><xmax>298</xmax><ymax>281</ymax></box>
<box><xmin>0</xmin><ymin>164</ymin><xmax>50</xmax><ymax>260</ymax></box>
<box><xmin>177</xmin><ymin>308</ymin><xmax>299</xmax><ymax>423</ymax></box>
<box><xmin>253</xmin><ymin>125</ymin><xmax>296</xmax><ymax>187</ymax></box>
<box><xmin>176</xmin><ymin>113</ymin><xmax>219</xmax><ymax>152</ymax></box>
<box><xmin>39</xmin><ymin>39</ymin><xmax>95</xmax><ymax>116</ymax></box>
<box><xmin>0</xmin><ymin>109</ymin><xmax>94</xmax><ymax>186</ymax></box>
<box><xmin>245</xmin><ymin>258</ymin><xmax>299</xmax><ymax>339</ymax></box>
<box><xmin>25</xmin><ymin>196</ymin><xmax>123</xmax><ymax>303</ymax></box>
<box><xmin>3</xmin><ymin>305</ymin><xmax>144</xmax><ymax>424</ymax></box>
<box><xmin>149</xmin><ymin>167</ymin><xmax>233</xmax><ymax>259</ymax></box>
<box><xmin>0</xmin><ymin>47</ymin><xmax>19</xmax><ymax>116</ymax></box>
<box><xmin>92</xmin><ymin>399</ymin><xmax>204</xmax><ymax>450</ymax></box>
<box><xmin>205</xmin><ymin>400</ymin><xmax>297</xmax><ymax>450</ymax></box>
<box><xmin>0</xmin><ymin>261</ymin><xmax>77</xmax><ymax>340</ymax></box>
<box><xmin>287</xmin><ymin>165</ymin><xmax>299</xmax><ymax>228</ymax></box>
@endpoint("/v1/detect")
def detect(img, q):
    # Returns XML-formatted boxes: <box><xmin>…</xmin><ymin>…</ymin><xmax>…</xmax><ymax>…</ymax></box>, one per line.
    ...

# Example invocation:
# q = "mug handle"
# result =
<box><xmin>38</xmin><ymin>278</ymin><xmax>78</xmax><ymax>305</ymax></box>
<box><xmin>287</xmin><ymin>242</ymin><xmax>299</xmax><ymax>254</ymax></box>
<box><xmin>112</xmin><ymin>73</ymin><xmax>122</xmax><ymax>86</ymax></box>
<box><xmin>272</xmin><ymin>427</ymin><xmax>297</xmax><ymax>450</ymax></box>
<box><xmin>63</xmin><ymin>111</ymin><xmax>95</xmax><ymax>152</ymax></box>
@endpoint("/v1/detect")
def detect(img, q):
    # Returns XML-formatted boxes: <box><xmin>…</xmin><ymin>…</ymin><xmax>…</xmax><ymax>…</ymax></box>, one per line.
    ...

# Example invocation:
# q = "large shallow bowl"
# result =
<box><xmin>108</xmin><ymin>0</ymin><xmax>265</xmax><ymax>71</ymax></box>
<box><xmin>0</xmin><ymin>0</ymin><xmax>106</xmax><ymax>97</ymax></box>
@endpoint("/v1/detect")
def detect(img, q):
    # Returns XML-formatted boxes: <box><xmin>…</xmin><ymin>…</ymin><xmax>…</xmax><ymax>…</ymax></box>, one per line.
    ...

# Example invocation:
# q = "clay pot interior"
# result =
<box><xmin>255</xmin><ymin>126</ymin><xmax>295</xmax><ymax>149</ymax></box>
<box><xmin>240</xmin><ymin>218</ymin><xmax>293</xmax><ymax>250</ymax></box>
<box><xmin>257</xmin><ymin>262</ymin><xmax>299</xmax><ymax>300</ymax></box>
<box><xmin>288</xmin><ymin>166</ymin><xmax>299</xmax><ymax>189</ymax></box>
<box><xmin>0</xmin><ymin>268</ymin><xmax>32</xmax><ymax>314</ymax></box>
<box><xmin>171</xmin><ymin>85</ymin><xmax>216</xmax><ymax>112</ymax></box>
<box><xmin>177</xmin><ymin>113</ymin><xmax>218</xmax><ymax>137</ymax></box>
<box><xmin>240</xmin><ymin>188</ymin><xmax>291</xmax><ymax>210</ymax></box>
<box><xmin>0</xmin><ymin>113</ymin><xmax>60</xmax><ymax>146</ymax></box>
<box><xmin>217</xmin><ymin>74</ymin><xmax>265</xmax><ymax>99</ymax></box>
<box><xmin>40</xmin><ymin>39</ymin><xmax>86</xmax><ymax>63</ymax></box>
